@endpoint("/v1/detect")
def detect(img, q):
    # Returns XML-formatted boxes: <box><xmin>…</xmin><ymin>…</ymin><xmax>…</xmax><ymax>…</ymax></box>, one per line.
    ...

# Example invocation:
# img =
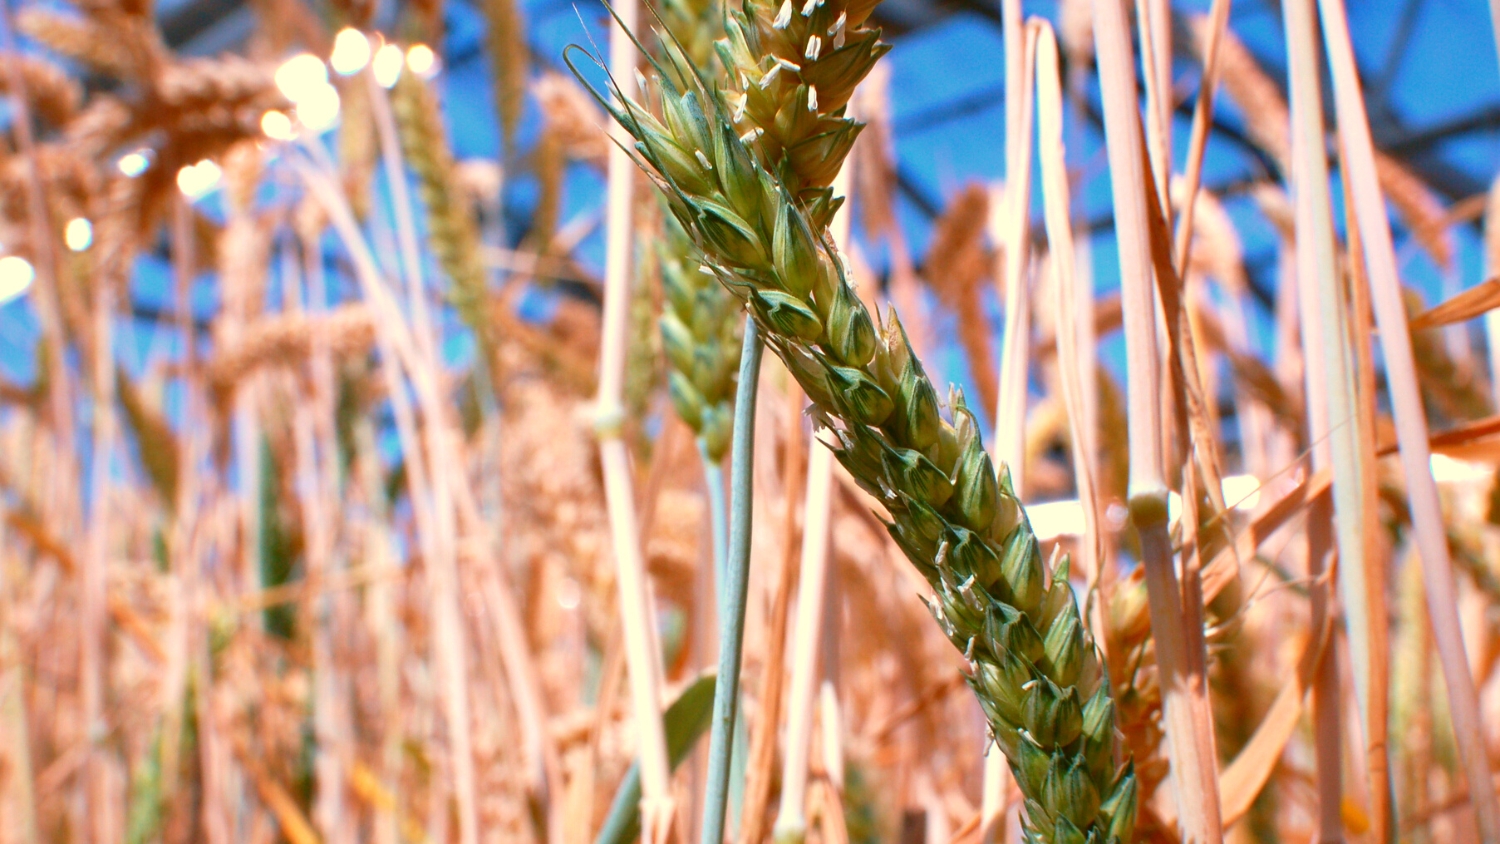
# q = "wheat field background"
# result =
<box><xmin>1</xmin><ymin>0</ymin><xmax>1500</xmax><ymax>842</ymax></box>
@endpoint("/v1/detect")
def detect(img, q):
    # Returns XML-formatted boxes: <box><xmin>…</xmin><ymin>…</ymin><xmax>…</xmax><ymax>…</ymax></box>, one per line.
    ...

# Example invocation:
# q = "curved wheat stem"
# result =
<box><xmin>571</xmin><ymin>5</ymin><xmax>1137</xmax><ymax>837</ymax></box>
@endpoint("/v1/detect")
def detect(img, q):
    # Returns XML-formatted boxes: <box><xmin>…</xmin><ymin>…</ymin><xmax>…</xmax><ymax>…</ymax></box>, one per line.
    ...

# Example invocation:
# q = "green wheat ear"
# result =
<box><xmin>653</xmin><ymin>0</ymin><xmax>743</xmax><ymax>462</ymax></box>
<box><xmin>569</xmin><ymin>1</ymin><xmax>1137</xmax><ymax>838</ymax></box>
<box><xmin>390</xmin><ymin>72</ymin><xmax>495</xmax><ymax>371</ymax></box>
<box><xmin>659</xmin><ymin>213</ymin><xmax>741</xmax><ymax>460</ymax></box>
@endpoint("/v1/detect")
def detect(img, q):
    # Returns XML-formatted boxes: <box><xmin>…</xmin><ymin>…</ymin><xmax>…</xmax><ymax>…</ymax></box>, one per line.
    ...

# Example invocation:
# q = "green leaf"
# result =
<box><xmin>594</xmin><ymin>673</ymin><xmax>718</xmax><ymax>844</ymax></box>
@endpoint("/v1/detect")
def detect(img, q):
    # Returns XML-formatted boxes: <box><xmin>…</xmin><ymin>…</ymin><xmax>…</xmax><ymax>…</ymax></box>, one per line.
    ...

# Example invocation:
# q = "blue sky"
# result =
<box><xmin>3</xmin><ymin>0</ymin><xmax>1499</xmax><ymax>436</ymax></box>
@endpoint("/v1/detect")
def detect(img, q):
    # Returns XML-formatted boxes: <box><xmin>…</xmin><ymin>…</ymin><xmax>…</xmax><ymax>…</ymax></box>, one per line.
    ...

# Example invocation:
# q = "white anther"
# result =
<box><xmin>1021</xmin><ymin>679</ymin><xmax>1038</xmax><ymax>691</ymax></box>
<box><xmin>805</xmin><ymin>35</ymin><xmax>822</xmax><ymax>61</ymax></box>
<box><xmin>775</xmin><ymin>57</ymin><xmax>803</xmax><ymax>72</ymax></box>
<box><xmin>726</xmin><ymin>92</ymin><xmax>747</xmax><ymax>122</ymax></box>
<box><xmin>758</xmin><ymin>63</ymin><xmax>782</xmax><ymax>88</ymax></box>
<box><xmin>800</xmin><ymin>0</ymin><xmax>817</xmax><ymax>14</ymax></box>
<box><xmin>695</xmin><ymin>149</ymin><xmax>714</xmax><ymax>170</ymax></box>
<box><xmin>830</xmin><ymin>12</ymin><xmax>847</xmax><ymax>48</ymax></box>
<box><xmin>963</xmin><ymin>636</ymin><xmax>977</xmax><ymax>661</ymax></box>
<box><xmin>739</xmin><ymin>127</ymin><xmax>763</xmax><ymax>144</ymax></box>
<box><xmin>773</xmin><ymin>0</ymin><xmax>793</xmax><ymax>28</ymax></box>
<box><xmin>934</xmin><ymin>539</ymin><xmax>951</xmax><ymax>566</ymax></box>
<box><xmin>958</xmin><ymin>573</ymin><xmax>976</xmax><ymax>594</ymax></box>
<box><xmin>807</xmin><ymin>85</ymin><xmax>819</xmax><ymax>111</ymax></box>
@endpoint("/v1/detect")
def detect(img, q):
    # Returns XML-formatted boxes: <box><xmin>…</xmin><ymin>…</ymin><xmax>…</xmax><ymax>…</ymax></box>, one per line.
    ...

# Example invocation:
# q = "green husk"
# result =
<box><xmin>572</xmin><ymin>5</ymin><xmax>1136</xmax><ymax>838</ymax></box>
<box><xmin>653</xmin><ymin>0</ymin><xmax>742</xmax><ymax>462</ymax></box>
<box><xmin>660</xmin><ymin>214</ymin><xmax>741</xmax><ymax>461</ymax></box>
<box><xmin>390</xmin><ymin>72</ymin><xmax>496</xmax><ymax>372</ymax></box>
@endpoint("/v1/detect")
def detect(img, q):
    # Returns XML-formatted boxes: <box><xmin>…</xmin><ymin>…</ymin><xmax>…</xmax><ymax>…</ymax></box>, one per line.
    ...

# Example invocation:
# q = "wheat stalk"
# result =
<box><xmin>1091</xmin><ymin>0</ymin><xmax>1222</xmax><ymax>839</ymax></box>
<box><xmin>1318</xmin><ymin>0</ymin><xmax>1500</xmax><ymax>836</ymax></box>
<box><xmin>587</xmin><ymin>0</ymin><xmax>678</xmax><ymax>838</ymax></box>
<box><xmin>574</xmin><ymin>8</ymin><xmax>1137</xmax><ymax>840</ymax></box>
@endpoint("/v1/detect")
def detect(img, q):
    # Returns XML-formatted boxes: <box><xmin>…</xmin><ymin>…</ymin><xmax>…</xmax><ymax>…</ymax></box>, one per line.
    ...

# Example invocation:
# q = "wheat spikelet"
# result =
<box><xmin>626</xmin><ymin>230</ymin><xmax>665</xmax><ymax>443</ymax></box>
<box><xmin>534</xmin><ymin>71</ymin><xmax>608</xmax><ymax>168</ymax></box>
<box><xmin>1373</xmin><ymin>149</ymin><xmax>1454</xmax><ymax>271</ymax></box>
<box><xmin>659</xmin><ymin>213</ymin><xmax>741</xmax><ymax>459</ymax></box>
<box><xmin>1173</xmin><ymin>181</ymin><xmax>1245</xmax><ymax>294</ymax></box>
<box><xmin>482</xmin><ymin>0</ymin><xmax>529</xmax><ymax>154</ymax></box>
<box><xmin>340</xmin><ymin>76</ymin><xmax>375</xmax><ymax>220</ymax></box>
<box><xmin>0</xmin><ymin>55</ymin><xmax>83</xmax><ymax>127</ymax></box>
<box><xmin>1404</xmin><ymin>287</ymin><xmax>1493</xmax><ymax>421</ymax></box>
<box><xmin>587</xmin><ymin>12</ymin><xmax>1137</xmax><ymax>838</ymax></box>
<box><xmin>1194</xmin><ymin>14</ymin><xmax>1454</xmax><ymax>272</ymax></box>
<box><xmin>18</xmin><ymin>8</ymin><xmax>138</xmax><ymax>78</ymax></box>
<box><xmin>650</xmin><ymin>0</ymin><xmax>743</xmax><ymax>461</ymax></box>
<box><xmin>658</xmin><ymin>0</ymin><xmax>721</xmax><ymax>79</ymax></box>
<box><xmin>715</xmin><ymin>0</ymin><xmax>888</xmax><ymax>200</ymax></box>
<box><xmin>0</xmin><ymin>145</ymin><xmax>98</xmax><ymax>247</ymax></box>
<box><xmin>1189</xmin><ymin>14</ymin><xmax>1288</xmax><ymax>169</ymax></box>
<box><xmin>922</xmin><ymin>183</ymin><xmax>998</xmax><ymax>416</ymax></box>
<box><xmin>526</xmin><ymin>81</ymin><xmax>586</xmax><ymax>255</ymax></box>
<box><xmin>493</xmin><ymin>294</ymin><xmax>599</xmax><ymax>393</ymax></box>
<box><xmin>63</xmin><ymin>97</ymin><xmax>134</xmax><ymax>160</ymax></box>
<box><xmin>391</xmin><ymin>72</ymin><xmax>495</xmax><ymax>369</ymax></box>
<box><xmin>530</xmin><ymin>123</ymin><xmax>565</xmax><ymax>252</ymax></box>
<box><xmin>206</xmin><ymin>305</ymin><xmax>376</xmax><ymax>397</ymax></box>
<box><xmin>925</xmin><ymin>185</ymin><xmax>991</xmax><ymax>295</ymax></box>
<box><xmin>92</xmin><ymin>170</ymin><xmax>145</xmax><ymax>288</ymax></box>
<box><xmin>156</xmin><ymin>56</ymin><xmax>277</xmax><ymax>109</ymax></box>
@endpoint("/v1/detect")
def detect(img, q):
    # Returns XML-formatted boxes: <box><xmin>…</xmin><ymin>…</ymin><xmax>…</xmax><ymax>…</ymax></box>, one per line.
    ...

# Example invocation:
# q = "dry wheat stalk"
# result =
<box><xmin>1192</xmin><ymin>13</ymin><xmax>1455</xmax><ymax>273</ymax></box>
<box><xmin>481</xmin><ymin>0</ymin><xmax>528</xmax><ymax>155</ymax></box>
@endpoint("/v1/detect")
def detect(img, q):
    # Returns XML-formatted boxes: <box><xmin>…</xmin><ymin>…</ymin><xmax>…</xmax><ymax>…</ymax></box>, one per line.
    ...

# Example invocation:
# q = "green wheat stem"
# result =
<box><xmin>699</xmin><ymin>441</ymin><xmax>752</xmax><ymax>829</ymax></box>
<box><xmin>570</xmin><ymin>0</ymin><xmax>1136</xmax><ymax>836</ymax></box>
<box><xmin>701</xmin><ymin>441</ymin><xmax>730</xmax><ymax>594</ymax></box>
<box><xmin>701</xmin><ymin>316</ymin><xmax>763</xmax><ymax>844</ymax></box>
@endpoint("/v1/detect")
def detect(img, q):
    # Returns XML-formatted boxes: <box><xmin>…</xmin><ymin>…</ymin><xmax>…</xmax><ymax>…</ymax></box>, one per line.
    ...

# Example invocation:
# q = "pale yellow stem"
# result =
<box><xmin>595</xmin><ymin>0</ymin><xmax>674</xmax><ymax>837</ymax></box>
